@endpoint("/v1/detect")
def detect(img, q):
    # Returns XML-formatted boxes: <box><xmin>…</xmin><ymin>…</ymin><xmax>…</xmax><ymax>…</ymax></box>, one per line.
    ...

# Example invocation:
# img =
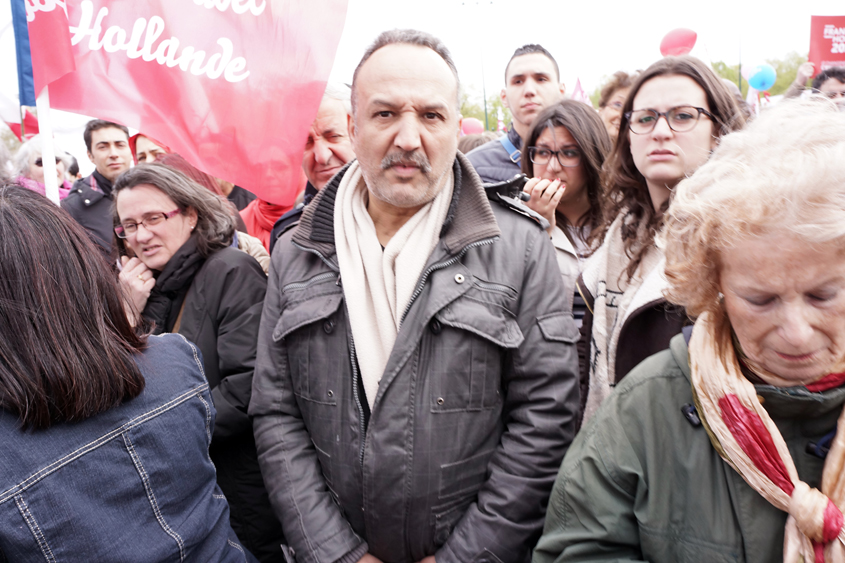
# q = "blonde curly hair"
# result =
<box><xmin>662</xmin><ymin>98</ymin><xmax>845</xmax><ymax>319</ymax></box>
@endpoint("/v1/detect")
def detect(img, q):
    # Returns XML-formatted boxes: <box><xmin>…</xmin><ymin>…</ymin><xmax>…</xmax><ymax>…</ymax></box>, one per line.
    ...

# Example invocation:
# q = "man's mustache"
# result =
<box><xmin>381</xmin><ymin>152</ymin><xmax>432</xmax><ymax>173</ymax></box>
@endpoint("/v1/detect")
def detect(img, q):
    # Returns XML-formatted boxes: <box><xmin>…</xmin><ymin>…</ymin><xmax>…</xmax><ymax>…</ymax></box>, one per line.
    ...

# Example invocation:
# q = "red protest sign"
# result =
<box><xmin>28</xmin><ymin>0</ymin><xmax>348</xmax><ymax>205</ymax></box>
<box><xmin>25</xmin><ymin>0</ymin><xmax>76</xmax><ymax>95</ymax></box>
<box><xmin>809</xmin><ymin>16</ymin><xmax>845</xmax><ymax>76</ymax></box>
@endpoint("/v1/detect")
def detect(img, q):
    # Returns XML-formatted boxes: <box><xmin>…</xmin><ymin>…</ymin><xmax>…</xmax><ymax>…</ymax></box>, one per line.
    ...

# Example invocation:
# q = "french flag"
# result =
<box><xmin>10</xmin><ymin>0</ymin><xmax>36</xmax><ymax>107</ymax></box>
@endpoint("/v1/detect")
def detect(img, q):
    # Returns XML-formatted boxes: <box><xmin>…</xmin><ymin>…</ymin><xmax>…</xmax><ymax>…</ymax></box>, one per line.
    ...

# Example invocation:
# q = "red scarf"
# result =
<box><xmin>239</xmin><ymin>199</ymin><xmax>293</xmax><ymax>251</ymax></box>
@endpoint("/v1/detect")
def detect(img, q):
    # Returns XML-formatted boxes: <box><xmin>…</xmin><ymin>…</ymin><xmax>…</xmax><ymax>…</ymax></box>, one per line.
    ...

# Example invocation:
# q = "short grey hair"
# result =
<box><xmin>13</xmin><ymin>135</ymin><xmax>72</xmax><ymax>179</ymax></box>
<box><xmin>351</xmin><ymin>29</ymin><xmax>461</xmax><ymax>116</ymax></box>
<box><xmin>322</xmin><ymin>83</ymin><xmax>352</xmax><ymax>117</ymax></box>
<box><xmin>112</xmin><ymin>163</ymin><xmax>236</xmax><ymax>258</ymax></box>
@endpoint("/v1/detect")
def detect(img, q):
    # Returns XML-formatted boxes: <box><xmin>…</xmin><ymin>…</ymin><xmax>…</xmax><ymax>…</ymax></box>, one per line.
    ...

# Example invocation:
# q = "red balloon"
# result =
<box><xmin>461</xmin><ymin>117</ymin><xmax>484</xmax><ymax>136</ymax></box>
<box><xmin>660</xmin><ymin>28</ymin><xmax>697</xmax><ymax>57</ymax></box>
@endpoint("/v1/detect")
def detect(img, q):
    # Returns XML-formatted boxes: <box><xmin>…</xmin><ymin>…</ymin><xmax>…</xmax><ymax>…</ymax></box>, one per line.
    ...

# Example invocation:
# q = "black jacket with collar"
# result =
<box><xmin>61</xmin><ymin>170</ymin><xmax>116</xmax><ymax>256</ymax></box>
<box><xmin>251</xmin><ymin>153</ymin><xmax>580</xmax><ymax>563</ymax></box>
<box><xmin>465</xmin><ymin>126</ymin><xmax>523</xmax><ymax>184</ymax></box>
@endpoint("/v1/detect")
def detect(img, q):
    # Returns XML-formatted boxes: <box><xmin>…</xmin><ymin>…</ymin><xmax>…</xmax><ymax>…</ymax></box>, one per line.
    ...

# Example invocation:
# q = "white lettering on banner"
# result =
<box><xmin>25</xmin><ymin>0</ymin><xmax>69</xmax><ymax>22</ymax></box>
<box><xmin>823</xmin><ymin>25</ymin><xmax>845</xmax><ymax>39</ymax></box>
<box><xmin>69</xmin><ymin>1</ymin><xmax>250</xmax><ymax>83</ymax></box>
<box><xmin>193</xmin><ymin>0</ymin><xmax>266</xmax><ymax>17</ymax></box>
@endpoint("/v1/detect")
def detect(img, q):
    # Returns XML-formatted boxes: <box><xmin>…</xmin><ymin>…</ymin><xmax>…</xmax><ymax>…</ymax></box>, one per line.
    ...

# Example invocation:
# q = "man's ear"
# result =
<box><xmin>87</xmin><ymin>151</ymin><xmax>95</xmax><ymax>164</ymax></box>
<box><xmin>500</xmin><ymin>88</ymin><xmax>509</xmax><ymax>110</ymax></box>
<box><xmin>348</xmin><ymin>114</ymin><xmax>356</xmax><ymax>144</ymax></box>
<box><xmin>559</xmin><ymin>83</ymin><xmax>566</xmax><ymax>97</ymax></box>
<box><xmin>457</xmin><ymin>117</ymin><xmax>463</xmax><ymax>140</ymax></box>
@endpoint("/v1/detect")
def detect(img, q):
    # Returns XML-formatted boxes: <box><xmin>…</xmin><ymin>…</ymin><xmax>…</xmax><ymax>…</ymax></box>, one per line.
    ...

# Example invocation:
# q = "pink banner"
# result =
<box><xmin>28</xmin><ymin>0</ymin><xmax>348</xmax><ymax>205</ymax></box>
<box><xmin>25</xmin><ymin>0</ymin><xmax>76</xmax><ymax>95</ymax></box>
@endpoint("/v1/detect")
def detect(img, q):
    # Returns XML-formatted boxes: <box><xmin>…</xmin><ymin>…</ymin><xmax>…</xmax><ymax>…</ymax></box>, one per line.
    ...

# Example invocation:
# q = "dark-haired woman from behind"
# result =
<box><xmin>0</xmin><ymin>185</ymin><xmax>256</xmax><ymax>562</ymax></box>
<box><xmin>521</xmin><ymin>99</ymin><xmax>611</xmax><ymax>325</ymax></box>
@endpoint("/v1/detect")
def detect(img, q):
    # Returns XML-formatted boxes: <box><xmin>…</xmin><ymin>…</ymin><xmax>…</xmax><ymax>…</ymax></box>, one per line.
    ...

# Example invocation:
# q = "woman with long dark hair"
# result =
<box><xmin>579</xmin><ymin>56</ymin><xmax>746</xmax><ymax>421</ymax></box>
<box><xmin>0</xmin><ymin>185</ymin><xmax>255</xmax><ymax>561</ymax></box>
<box><xmin>521</xmin><ymin>99</ymin><xmax>611</xmax><ymax>323</ymax></box>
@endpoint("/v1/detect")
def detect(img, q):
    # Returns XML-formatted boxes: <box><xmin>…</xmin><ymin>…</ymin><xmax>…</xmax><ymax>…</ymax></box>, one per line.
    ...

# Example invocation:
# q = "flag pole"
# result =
<box><xmin>36</xmin><ymin>86</ymin><xmax>60</xmax><ymax>204</ymax></box>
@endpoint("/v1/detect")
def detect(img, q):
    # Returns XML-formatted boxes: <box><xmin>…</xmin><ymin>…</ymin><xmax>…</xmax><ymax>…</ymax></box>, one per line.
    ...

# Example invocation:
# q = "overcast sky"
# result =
<box><xmin>0</xmin><ymin>0</ymin><xmax>841</xmax><ymax>173</ymax></box>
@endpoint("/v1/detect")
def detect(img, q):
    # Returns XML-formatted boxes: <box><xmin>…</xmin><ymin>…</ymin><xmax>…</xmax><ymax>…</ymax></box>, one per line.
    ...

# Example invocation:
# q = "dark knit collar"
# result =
<box><xmin>292</xmin><ymin>154</ymin><xmax>500</xmax><ymax>259</ymax></box>
<box><xmin>91</xmin><ymin>169</ymin><xmax>114</xmax><ymax>196</ymax></box>
<box><xmin>142</xmin><ymin>235</ymin><xmax>206</xmax><ymax>334</ymax></box>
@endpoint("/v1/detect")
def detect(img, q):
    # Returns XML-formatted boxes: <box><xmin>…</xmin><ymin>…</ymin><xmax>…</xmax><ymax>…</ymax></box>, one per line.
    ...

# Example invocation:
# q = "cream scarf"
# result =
<box><xmin>581</xmin><ymin>212</ymin><xmax>668</xmax><ymax>421</ymax></box>
<box><xmin>691</xmin><ymin>311</ymin><xmax>845</xmax><ymax>562</ymax></box>
<box><xmin>334</xmin><ymin>161</ymin><xmax>453</xmax><ymax>409</ymax></box>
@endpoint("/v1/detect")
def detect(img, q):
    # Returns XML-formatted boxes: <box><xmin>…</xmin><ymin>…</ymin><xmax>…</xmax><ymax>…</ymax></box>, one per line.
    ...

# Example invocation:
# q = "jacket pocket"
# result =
<box><xmin>537</xmin><ymin>311</ymin><xmax>580</xmax><ymax>343</ymax></box>
<box><xmin>273</xmin><ymin>291</ymin><xmax>344</xmax><ymax>405</ymax></box>
<box><xmin>427</xmin><ymin>298</ymin><xmax>522</xmax><ymax>412</ymax></box>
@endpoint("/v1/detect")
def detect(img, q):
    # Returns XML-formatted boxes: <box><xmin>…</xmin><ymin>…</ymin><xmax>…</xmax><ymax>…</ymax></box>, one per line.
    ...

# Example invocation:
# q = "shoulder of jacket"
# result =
<box><xmin>465</xmin><ymin>138</ymin><xmax>508</xmax><ymax>162</ymax></box>
<box><xmin>487</xmin><ymin>194</ymin><xmax>549</xmax><ymax>231</ymax></box>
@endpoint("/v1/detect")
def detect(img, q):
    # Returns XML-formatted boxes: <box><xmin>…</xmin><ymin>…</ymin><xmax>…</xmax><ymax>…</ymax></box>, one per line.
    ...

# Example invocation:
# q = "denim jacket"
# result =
<box><xmin>0</xmin><ymin>333</ymin><xmax>257</xmax><ymax>563</ymax></box>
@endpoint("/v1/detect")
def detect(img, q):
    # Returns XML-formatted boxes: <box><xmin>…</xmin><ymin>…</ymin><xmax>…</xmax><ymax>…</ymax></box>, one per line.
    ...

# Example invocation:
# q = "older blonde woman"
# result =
<box><xmin>534</xmin><ymin>98</ymin><xmax>845</xmax><ymax>562</ymax></box>
<box><xmin>13</xmin><ymin>135</ymin><xmax>73</xmax><ymax>199</ymax></box>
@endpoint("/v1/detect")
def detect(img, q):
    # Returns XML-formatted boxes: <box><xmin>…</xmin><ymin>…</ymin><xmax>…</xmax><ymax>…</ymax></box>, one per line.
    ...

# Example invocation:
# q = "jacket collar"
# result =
<box><xmin>72</xmin><ymin>170</ymin><xmax>114</xmax><ymax>207</ymax></box>
<box><xmin>292</xmin><ymin>152</ymin><xmax>501</xmax><ymax>263</ymax></box>
<box><xmin>507</xmin><ymin>125</ymin><xmax>522</xmax><ymax>150</ymax></box>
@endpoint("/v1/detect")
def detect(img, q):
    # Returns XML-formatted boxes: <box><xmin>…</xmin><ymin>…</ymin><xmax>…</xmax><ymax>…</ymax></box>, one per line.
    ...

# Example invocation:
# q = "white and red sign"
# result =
<box><xmin>809</xmin><ymin>15</ymin><xmax>845</xmax><ymax>75</ymax></box>
<box><xmin>27</xmin><ymin>0</ymin><xmax>348</xmax><ymax>204</ymax></box>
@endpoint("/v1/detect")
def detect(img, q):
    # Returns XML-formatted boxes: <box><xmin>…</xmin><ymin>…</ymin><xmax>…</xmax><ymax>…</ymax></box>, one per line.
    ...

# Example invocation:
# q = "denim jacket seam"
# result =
<box><xmin>168</xmin><ymin>333</ymin><xmax>207</xmax><ymax>381</ymax></box>
<box><xmin>14</xmin><ymin>494</ymin><xmax>57</xmax><ymax>563</ymax></box>
<box><xmin>0</xmin><ymin>383</ymin><xmax>209</xmax><ymax>505</ymax></box>
<box><xmin>123</xmin><ymin>433</ymin><xmax>186</xmax><ymax>561</ymax></box>
<box><xmin>227</xmin><ymin>539</ymin><xmax>247</xmax><ymax>559</ymax></box>
<box><xmin>196</xmin><ymin>391</ymin><xmax>213</xmax><ymax>443</ymax></box>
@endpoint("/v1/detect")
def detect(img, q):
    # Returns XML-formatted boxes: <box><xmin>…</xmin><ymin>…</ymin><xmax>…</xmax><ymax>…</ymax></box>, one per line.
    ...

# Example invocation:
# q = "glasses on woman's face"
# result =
<box><xmin>625</xmin><ymin>105</ymin><xmax>714</xmax><ymax>134</ymax></box>
<box><xmin>34</xmin><ymin>157</ymin><xmax>62</xmax><ymax>167</ymax></box>
<box><xmin>527</xmin><ymin>146</ymin><xmax>582</xmax><ymax>168</ymax></box>
<box><xmin>115</xmin><ymin>209</ymin><xmax>182</xmax><ymax>238</ymax></box>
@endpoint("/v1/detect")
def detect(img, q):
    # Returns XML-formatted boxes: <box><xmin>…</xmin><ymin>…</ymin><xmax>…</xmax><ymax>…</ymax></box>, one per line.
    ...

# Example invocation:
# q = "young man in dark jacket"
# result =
<box><xmin>251</xmin><ymin>29</ymin><xmax>580</xmax><ymax>563</ymax></box>
<box><xmin>466</xmin><ymin>44</ymin><xmax>565</xmax><ymax>184</ymax></box>
<box><xmin>62</xmin><ymin>119</ymin><xmax>133</xmax><ymax>255</ymax></box>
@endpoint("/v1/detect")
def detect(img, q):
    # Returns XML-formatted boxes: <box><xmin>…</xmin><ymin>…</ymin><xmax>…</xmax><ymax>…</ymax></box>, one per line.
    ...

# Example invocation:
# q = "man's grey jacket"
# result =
<box><xmin>250</xmin><ymin>153</ymin><xmax>580</xmax><ymax>563</ymax></box>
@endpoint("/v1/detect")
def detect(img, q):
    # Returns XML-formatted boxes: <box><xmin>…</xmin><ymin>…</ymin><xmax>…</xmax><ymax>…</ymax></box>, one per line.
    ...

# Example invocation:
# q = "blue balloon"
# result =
<box><xmin>748</xmin><ymin>64</ymin><xmax>777</xmax><ymax>91</ymax></box>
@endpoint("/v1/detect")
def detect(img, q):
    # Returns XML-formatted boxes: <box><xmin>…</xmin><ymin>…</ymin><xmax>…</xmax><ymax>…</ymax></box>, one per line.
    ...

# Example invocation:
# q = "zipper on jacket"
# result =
<box><xmin>281</xmin><ymin>271</ymin><xmax>337</xmax><ymax>293</ymax></box>
<box><xmin>400</xmin><ymin>237</ymin><xmax>498</xmax><ymax>326</ymax></box>
<box><xmin>473</xmin><ymin>279</ymin><xmax>516</xmax><ymax>296</ymax></box>
<box><xmin>290</xmin><ymin>241</ymin><xmax>364</xmax><ymax>464</ymax></box>
<box><xmin>291</xmin><ymin>241</ymin><xmax>340</xmax><ymax>273</ymax></box>
<box><xmin>348</xmin><ymin>333</ymin><xmax>366</xmax><ymax>466</ymax></box>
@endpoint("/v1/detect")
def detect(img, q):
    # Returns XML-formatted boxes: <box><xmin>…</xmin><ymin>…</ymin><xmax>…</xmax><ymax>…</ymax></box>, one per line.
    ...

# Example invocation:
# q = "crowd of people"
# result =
<box><xmin>1</xmin><ymin>26</ymin><xmax>845</xmax><ymax>563</ymax></box>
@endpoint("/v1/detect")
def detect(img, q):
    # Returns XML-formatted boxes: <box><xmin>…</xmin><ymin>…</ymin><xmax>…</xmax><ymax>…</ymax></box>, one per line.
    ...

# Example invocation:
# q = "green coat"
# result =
<box><xmin>534</xmin><ymin>333</ymin><xmax>845</xmax><ymax>563</ymax></box>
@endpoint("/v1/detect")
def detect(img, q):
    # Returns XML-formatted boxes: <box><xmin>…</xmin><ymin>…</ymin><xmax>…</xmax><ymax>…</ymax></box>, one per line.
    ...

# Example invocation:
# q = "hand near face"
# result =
<box><xmin>417</xmin><ymin>557</ymin><xmax>436</xmax><ymax>563</ymax></box>
<box><xmin>356</xmin><ymin>555</ymin><xmax>383</xmax><ymax>563</ymax></box>
<box><xmin>119</xmin><ymin>256</ymin><xmax>155</xmax><ymax>325</ymax></box>
<box><xmin>795</xmin><ymin>62</ymin><xmax>815</xmax><ymax>85</ymax></box>
<box><xmin>523</xmin><ymin>177</ymin><xmax>564</xmax><ymax>235</ymax></box>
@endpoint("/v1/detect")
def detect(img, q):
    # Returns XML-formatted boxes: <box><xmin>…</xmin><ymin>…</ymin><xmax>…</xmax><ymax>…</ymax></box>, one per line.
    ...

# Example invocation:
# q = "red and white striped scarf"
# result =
<box><xmin>690</xmin><ymin>311</ymin><xmax>845</xmax><ymax>563</ymax></box>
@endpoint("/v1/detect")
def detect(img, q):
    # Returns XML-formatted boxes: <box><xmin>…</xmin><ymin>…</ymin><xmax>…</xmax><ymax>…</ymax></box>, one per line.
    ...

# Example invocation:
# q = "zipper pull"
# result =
<box><xmin>336</xmin><ymin>274</ymin><xmax>342</xmax><ymax>287</ymax></box>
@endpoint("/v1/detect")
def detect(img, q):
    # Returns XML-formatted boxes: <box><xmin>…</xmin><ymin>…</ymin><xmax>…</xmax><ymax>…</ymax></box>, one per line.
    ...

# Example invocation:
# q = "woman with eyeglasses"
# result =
<box><xmin>577</xmin><ymin>56</ymin><xmax>746</xmax><ymax>422</ymax></box>
<box><xmin>12</xmin><ymin>135</ymin><xmax>73</xmax><ymax>200</ymax></box>
<box><xmin>113</xmin><ymin>163</ymin><xmax>284</xmax><ymax>562</ymax></box>
<box><xmin>535</xmin><ymin>98</ymin><xmax>845</xmax><ymax>563</ymax></box>
<box><xmin>597</xmin><ymin>71</ymin><xmax>638</xmax><ymax>143</ymax></box>
<box><xmin>521</xmin><ymin>100</ymin><xmax>611</xmax><ymax>325</ymax></box>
